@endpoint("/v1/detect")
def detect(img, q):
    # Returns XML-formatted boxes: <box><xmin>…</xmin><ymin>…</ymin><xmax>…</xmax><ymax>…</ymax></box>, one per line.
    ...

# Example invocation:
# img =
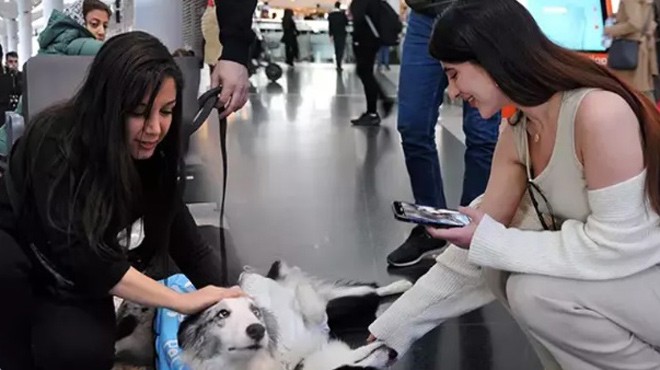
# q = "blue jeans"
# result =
<box><xmin>377</xmin><ymin>46</ymin><xmax>390</xmax><ymax>67</ymax></box>
<box><xmin>397</xmin><ymin>11</ymin><xmax>500</xmax><ymax>208</ymax></box>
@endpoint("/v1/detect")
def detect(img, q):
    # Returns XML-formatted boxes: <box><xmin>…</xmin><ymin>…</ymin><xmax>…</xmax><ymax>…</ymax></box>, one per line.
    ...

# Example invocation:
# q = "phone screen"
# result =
<box><xmin>393</xmin><ymin>202</ymin><xmax>471</xmax><ymax>228</ymax></box>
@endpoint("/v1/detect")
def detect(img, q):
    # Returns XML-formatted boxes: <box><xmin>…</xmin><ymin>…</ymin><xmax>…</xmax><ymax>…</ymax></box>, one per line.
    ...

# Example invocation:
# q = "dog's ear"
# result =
<box><xmin>266</xmin><ymin>260</ymin><xmax>282</xmax><ymax>280</ymax></box>
<box><xmin>261</xmin><ymin>307</ymin><xmax>280</xmax><ymax>352</ymax></box>
<box><xmin>178</xmin><ymin>314</ymin><xmax>223</xmax><ymax>360</ymax></box>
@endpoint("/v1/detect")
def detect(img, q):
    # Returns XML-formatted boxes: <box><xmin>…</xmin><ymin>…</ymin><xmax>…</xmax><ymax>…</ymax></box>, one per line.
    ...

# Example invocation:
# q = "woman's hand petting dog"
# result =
<box><xmin>174</xmin><ymin>286</ymin><xmax>245</xmax><ymax>315</ymax></box>
<box><xmin>425</xmin><ymin>207</ymin><xmax>485</xmax><ymax>249</ymax></box>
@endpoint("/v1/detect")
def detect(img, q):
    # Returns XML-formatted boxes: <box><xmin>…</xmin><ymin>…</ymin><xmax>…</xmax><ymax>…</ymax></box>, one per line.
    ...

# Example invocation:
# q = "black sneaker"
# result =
<box><xmin>387</xmin><ymin>225</ymin><xmax>448</xmax><ymax>267</ymax></box>
<box><xmin>351</xmin><ymin>112</ymin><xmax>381</xmax><ymax>126</ymax></box>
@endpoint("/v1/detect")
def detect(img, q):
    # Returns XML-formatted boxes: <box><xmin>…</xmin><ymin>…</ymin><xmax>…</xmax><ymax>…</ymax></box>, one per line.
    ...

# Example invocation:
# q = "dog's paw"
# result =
<box><xmin>376</xmin><ymin>280</ymin><xmax>413</xmax><ymax>296</ymax></box>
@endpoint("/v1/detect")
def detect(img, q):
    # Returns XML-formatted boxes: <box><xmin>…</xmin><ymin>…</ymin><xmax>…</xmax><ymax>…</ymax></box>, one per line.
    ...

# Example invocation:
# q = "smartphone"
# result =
<box><xmin>392</xmin><ymin>201</ymin><xmax>471</xmax><ymax>228</ymax></box>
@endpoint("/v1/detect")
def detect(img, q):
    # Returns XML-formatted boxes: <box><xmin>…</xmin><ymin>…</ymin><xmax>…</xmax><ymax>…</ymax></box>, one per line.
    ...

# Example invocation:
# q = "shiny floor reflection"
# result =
<box><xmin>188</xmin><ymin>64</ymin><xmax>543</xmax><ymax>370</ymax></box>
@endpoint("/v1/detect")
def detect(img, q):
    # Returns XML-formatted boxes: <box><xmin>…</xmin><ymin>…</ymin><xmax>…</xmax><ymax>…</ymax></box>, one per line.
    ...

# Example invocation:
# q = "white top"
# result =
<box><xmin>369</xmin><ymin>89</ymin><xmax>660</xmax><ymax>356</ymax></box>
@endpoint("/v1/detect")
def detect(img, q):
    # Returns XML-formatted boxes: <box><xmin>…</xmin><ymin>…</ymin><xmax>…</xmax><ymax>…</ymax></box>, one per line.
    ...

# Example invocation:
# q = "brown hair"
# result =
<box><xmin>83</xmin><ymin>0</ymin><xmax>112</xmax><ymax>18</ymax></box>
<box><xmin>430</xmin><ymin>0</ymin><xmax>660</xmax><ymax>214</ymax></box>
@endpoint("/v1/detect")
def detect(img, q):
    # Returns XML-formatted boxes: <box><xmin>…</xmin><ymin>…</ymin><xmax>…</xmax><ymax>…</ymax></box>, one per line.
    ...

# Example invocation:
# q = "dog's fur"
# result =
<box><xmin>177</xmin><ymin>261</ymin><xmax>411</xmax><ymax>370</ymax></box>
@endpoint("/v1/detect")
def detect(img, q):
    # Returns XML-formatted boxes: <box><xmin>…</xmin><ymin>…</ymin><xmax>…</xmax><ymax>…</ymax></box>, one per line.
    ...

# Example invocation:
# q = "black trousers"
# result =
<box><xmin>333</xmin><ymin>34</ymin><xmax>346</xmax><ymax>69</ymax></box>
<box><xmin>0</xmin><ymin>231</ymin><xmax>116</xmax><ymax>370</ymax></box>
<box><xmin>284</xmin><ymin>40</ymin><xmax>298</xmax><ymax>66</ymax></box>
<box><xmin>354</xmin><ymin>41</ymin><xmax>387</xmax><ymax>113</ymax></box>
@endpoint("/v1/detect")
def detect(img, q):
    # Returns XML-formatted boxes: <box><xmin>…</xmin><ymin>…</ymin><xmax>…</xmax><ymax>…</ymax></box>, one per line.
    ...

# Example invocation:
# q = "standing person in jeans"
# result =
<box><xmin>328</xmin><ymin>1</ymin><xmax>348</xmax><ymax>71</ymax></box>
<box><xmin>349</xmin><ymin>0</ymin><xmax>394</xmax><ymax>126</ymax></box>
<box><xmin>387</xmin><ymin>8</ymin><xmax>501</xmax><ymax>267</ymax></box>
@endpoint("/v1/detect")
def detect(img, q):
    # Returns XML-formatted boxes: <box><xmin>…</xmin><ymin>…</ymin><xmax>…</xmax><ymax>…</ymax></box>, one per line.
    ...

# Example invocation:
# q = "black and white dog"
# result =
<box><xmin>177</xmin><ymin>261</ymin><xmax>411</xmax><ymax>370</ymax></box>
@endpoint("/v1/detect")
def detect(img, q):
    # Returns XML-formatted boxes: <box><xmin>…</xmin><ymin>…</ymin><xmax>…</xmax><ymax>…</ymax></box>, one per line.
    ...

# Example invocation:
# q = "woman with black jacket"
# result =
<box><xmin>0</xmin><ymin>31</ymin><xmax>242</xmax><ymax>370</ymax></box>
<box><xmin>282</xmin><ymin>8</ymin><xmax>300</xmax><ymax>67</ymax></box>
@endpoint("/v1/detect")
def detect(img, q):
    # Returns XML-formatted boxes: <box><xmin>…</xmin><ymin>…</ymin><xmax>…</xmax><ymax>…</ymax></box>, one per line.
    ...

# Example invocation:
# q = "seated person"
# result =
<box><xmin>0</xmin><ymin>31</ymin><xmax>243</xmax><ymax>370</ymax></box>
<box><xmin>38</xmin><ymin>0</ymin><xmax>110</xmax><ymax>55</ymax></box>
<box><xmin>0</xmin><ymin>0</ymin><xmax>112</xmax><ymax>160</ymax></box>
<box><xmin>5</xmin><ymin>52</ymin><xmax>22</xmax><ymax>112</ymax></box>
<box><xmin>368</xmin><ymin>0</ymin><xmax>660</xmax><ymax>369</ymax></box>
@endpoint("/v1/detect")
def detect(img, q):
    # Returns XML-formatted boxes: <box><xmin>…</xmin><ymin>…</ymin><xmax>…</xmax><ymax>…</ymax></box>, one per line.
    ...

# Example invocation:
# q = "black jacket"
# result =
<box><xmin>0</xmin><ymin>118</ymin><xmax>224</xmax><ymax>299</ymax></box>
<box><xmin>328</xmin><ymin>10</ymin><xmax>348</xmax><ymax>38</ymax></box>
<box><xmin>215</xmin><ymin>0</ymin><xmax>258</xmax><ymax>67</ymax></box>
<box><xmin>350</xmin><ymin>0</ymin><xmax>381</xmax><ymax>47</ymax></box>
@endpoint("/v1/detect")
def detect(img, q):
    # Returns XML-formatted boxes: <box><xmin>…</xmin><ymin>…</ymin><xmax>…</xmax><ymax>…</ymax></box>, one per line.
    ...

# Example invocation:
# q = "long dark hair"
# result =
<box><xmin>23</xmin><ymin>31</ymin><xmax>184</xmax><ymax>258</ymax></box>
<box><xmin>429</xmin><ymin>0</ymin><xmax>660</xmax><ymax>214</ymax></box>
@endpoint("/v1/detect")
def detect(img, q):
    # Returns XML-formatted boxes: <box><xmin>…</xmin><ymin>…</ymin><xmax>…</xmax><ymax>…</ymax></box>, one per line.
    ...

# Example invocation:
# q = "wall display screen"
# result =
<box><xmin>518</xmin><ymin>0</ymin><xmax>609</xmax><ymax>53</ymax></box>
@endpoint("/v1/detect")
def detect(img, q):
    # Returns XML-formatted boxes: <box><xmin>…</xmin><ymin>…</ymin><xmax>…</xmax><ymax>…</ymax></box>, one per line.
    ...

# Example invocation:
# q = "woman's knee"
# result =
<box><xmin>0</xmin><ymin>230</ymin><xmax>31</xmax><ymax>282</ymax></box>
<box><xmin>33</xmin><ymin>336</ymin><xmax>115</xmax><ymax>370</ymax></box>
<box><xmin>506</xmin><ymin>274</ymin><xmax>561</xmax><ymax>334</ymax></box>
<box><xmin>32</xmin><ymin>298</ymin><xmax>116</xmax><ymax>370</ymax></box>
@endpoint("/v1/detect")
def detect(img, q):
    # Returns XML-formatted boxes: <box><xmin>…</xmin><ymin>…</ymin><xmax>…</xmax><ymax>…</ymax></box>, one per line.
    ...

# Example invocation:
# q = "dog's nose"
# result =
<box><xmin>246</xmin><ymin>323</ymin><xmax>265</xmax><ymax>341</ymax></box>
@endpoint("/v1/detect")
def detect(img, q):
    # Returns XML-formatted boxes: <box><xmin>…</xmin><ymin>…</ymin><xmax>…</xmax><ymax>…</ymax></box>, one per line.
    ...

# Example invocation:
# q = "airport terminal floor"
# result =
<box><xmin>187</xmin><ymin>64</ymin><xmax>543</xmax><ymax>370</ymax></box>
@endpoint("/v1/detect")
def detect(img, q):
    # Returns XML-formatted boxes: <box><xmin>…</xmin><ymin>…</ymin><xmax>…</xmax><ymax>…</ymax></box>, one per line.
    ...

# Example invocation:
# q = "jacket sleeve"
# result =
<box><xmin>368</xmin><ymin>247</ymin><xmax>494</xmax><ymax>356</ymax></box>
<box><xmin>468</xmin><ymin>172</ymin><xmax>660</xmax><ymax>280</ymax></box>
<box><xmin>27</xmin><ymin>138</ymin><xmax>131</xmax><ymax>295</ymax></box>
<box><xmin>349</xmin><ymin>0</ymin><xmax>368</xmax><ymax>24</ymax></box>
<box><xmin>167</xmin><ymin>197</ymin><xmax>225</xmax><ymax>288</ymax></box>
<box><xmin>606</xmin><ymin>0</ymin><xmax>649</xmax><ymax>37</ymax></box>
<box><xmin>66</xmin><ymin>38</ymin><xmax>103</xmax><ymax>56</ymax></box>
<box><xmin>215</xmin><ymin>0</ymin><xmax>258</xmax><ymax>67</ymax></box>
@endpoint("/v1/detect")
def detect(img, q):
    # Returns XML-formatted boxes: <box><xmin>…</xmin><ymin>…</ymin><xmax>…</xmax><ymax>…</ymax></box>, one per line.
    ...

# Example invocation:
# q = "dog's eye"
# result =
<box><xmin>252</xmin><ymin>308</ymin><xmax>261</xmax><ymax>318</ymax></box>
<box><xmin>217</xmin><ymin>309</ymin><xmax>230</xmax><ymax>318</ymax></box>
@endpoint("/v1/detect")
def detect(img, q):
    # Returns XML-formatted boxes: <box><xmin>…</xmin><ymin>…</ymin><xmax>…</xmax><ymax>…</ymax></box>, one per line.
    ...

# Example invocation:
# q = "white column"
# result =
<box><xmin>0</xmin><ymin>23</ymin><xmax>7</xmax><ymax>52</ymax></box>
<box><xmin>6</xmin><ymin>18</ymin><xmax>18</xmax><ymax>54</ymax></box>
<box><xmin>16</xmin><ymin>0</ymin><xmax>32</xmax><ymax>60</ymax></box>
<box><xmin>134</xmin><ymin>0</ymin><xmax>183</xmax><ymax>51</ymax></box>
<box><xmin>42</xmin><ymin>0</ymin><xmax>64</xmax><ymax>23</ymax></box>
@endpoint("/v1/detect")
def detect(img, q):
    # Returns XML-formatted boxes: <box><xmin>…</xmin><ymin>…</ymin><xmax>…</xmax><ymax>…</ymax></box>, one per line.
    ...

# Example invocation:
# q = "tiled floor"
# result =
<box><xmin>187</xmin><ymin>63</ymin><xmax>543</xmax><ymax>370</ymax></box>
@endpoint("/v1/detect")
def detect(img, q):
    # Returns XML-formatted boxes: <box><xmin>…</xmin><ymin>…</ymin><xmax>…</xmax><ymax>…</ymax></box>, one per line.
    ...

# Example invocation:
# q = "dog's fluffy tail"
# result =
<box><xmin>375</xmin><ymin>280</ymin><xmax>413</xmax><ymax>297</ymax></box>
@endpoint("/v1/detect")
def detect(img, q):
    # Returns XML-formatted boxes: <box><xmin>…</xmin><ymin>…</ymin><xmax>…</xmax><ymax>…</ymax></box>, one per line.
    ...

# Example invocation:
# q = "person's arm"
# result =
<box><xmin>211</xmin><ymin>0</ymin><xmax>257</xmax><ymax>119</ymax></box>
<box><xmin>349</xmin><ymin>0</ymin><xmax>369</xmax><ymax>24</ymax></box>
<box><xmin>215</xmin><ymin>0</ymin><xmax>258</xmax><ymax>67</ymax></box>
<box><xmin>468</xmin><ymin>91</ymin><xmax>656</xmax><ymax>280</ymax></box>
<box><xmin>167</xmin><ymin>197</ymin><xmax>224</xmax><ymax>288</ymax></box>
<box><xmin>27</xmin><ymin>138</ymin><xmax>241</xmax><ymax>313</ymax></box>
<box><xmin>606</xmin><ymin>1</ymin><xmax>646</xmax><ymax>37</ymax></box>
<box><xmin>458</xmin><ymin>123</ymin><xmax>529</xmax><ymax>227</ymax></box>
<box><xmin>328</xmin><ymin>14</ymin><xmax>335</xmax><ymax>37</ymax></box>
<box><xmin>109</xmin><ymin>266</ymin><xmax>242</xmax><ymax>314</ymax></box>
<box><xmin>368</xmin><ymin>246</ymin><xmax>495</xmax><ymax>356</ymax></box>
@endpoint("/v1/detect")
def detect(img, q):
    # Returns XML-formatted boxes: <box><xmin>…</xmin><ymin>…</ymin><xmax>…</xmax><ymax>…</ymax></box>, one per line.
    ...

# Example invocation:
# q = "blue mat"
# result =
<box><xmin>154</xmin><ymin>274</ymin><xmax>196</xmax><ymax>370</ymax></box>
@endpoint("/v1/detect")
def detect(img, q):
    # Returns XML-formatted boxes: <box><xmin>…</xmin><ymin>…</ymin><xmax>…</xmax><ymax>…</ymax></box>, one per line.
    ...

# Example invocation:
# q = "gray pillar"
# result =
<box><xmin>1</xmin><ymin>24</ymin><xmax>7</xmax><ymax>52</ymax></box>
<box><xmin>6</xmin><ymin>18</ymin><xmax>18</xmax><ymax>54</ymax></box>
<box><xmin>134</xmin><ymin>0</ymin><xmax>183</xmax><ymax>51</ymax></box>
<box><xmin>17</xmin><ymin>0</ymin><xmax>31</xmax><ymax>61</ymax></box>
<box><xmin>42</xmin><ymin>0</ymin><xmax>64</xmax><ymax>23</ymax></box>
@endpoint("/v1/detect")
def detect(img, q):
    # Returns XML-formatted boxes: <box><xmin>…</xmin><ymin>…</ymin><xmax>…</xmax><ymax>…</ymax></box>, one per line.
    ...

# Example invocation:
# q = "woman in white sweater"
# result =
<box><xmin>368</xmin><ymin>1</ymin><xmax>660</xmax><ymax>369</ymax></box>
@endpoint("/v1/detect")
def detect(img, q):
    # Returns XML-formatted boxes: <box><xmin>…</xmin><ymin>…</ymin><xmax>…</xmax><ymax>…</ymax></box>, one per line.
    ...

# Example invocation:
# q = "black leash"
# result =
<box><xmin>192</xmin><ymin>86</ymin><xmax>229</xmax><ymax>285</ymax></box>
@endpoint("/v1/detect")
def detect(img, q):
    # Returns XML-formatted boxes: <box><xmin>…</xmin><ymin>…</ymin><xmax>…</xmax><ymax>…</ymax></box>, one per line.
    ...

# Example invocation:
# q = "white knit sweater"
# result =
<box><xmin>369</xmin><ymin>170</ymin><xmax>660</xmax><ymax>355</ymax></box>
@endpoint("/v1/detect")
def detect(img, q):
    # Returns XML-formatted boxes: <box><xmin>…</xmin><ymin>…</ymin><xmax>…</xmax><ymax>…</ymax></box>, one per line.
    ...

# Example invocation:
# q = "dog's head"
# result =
<box><xmin>178</xmin><ymin>297</ymin><xmax>277</xmax><ymax>367</ymax></box>
<box><xmin>297</xmin><ymin>341</ymin><xmax>396</xmax><ymax>370</ymax></box>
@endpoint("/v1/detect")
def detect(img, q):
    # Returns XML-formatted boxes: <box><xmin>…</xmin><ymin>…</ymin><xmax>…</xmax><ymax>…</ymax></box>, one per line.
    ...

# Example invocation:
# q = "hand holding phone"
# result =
<box><xmin>392</xmin><ymin>201</ymin><xmax>471</xmax><ymax>229</ymax></box>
